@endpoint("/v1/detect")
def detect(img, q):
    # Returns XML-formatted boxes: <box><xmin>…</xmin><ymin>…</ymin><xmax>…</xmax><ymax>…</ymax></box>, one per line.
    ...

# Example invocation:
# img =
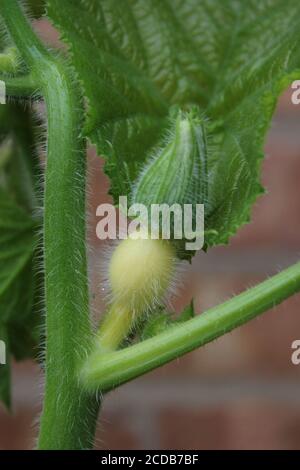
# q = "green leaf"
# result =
<box><xmin>141</xmin><ymin>311</ymin><xmax>171</xmax><ymax>340</ymax></box>
<box><xmin>0</xmin><ymin>104</ymin><xmax>43</xmax><ymax>397</ymax></box>
<box><xmin>0</xmin><ymin>104</ymin><xmax>42</xmax><ymax>212</ymax></box>
<box><xmin>0</xmin><ymin>323</ymin><xmax>10</xmax><ymax>409</ymax></box>
<box><xmin>46</xmin><ymin>0</ymin><xmax>300</xmax><ymax>249</ymax></box>
<box><xmin>27</xmin><ymin>0</ymin><xmax>46</xmax><ymax>18</ymax></box>
<box><xmin>0</xmin><ymin>189</ymin><xmax>39</xmax><ymax>407</ymax></box>
<box><xmin>176</xmin><ymin>301</ymin><xmax>195</xmax><ymax>323</ymax></box>
<box><xmin>0</xmin><ymin>189</ymin><xmax>36</xmax><ymax>321</ymax></box>
<box><xmin>141</xmin><ymin>301</ymin><xmax>195</xmax><ymax>340</ymax></box>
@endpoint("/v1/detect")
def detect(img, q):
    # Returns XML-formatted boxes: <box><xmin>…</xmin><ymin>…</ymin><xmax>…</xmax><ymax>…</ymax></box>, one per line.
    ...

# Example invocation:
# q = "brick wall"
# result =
<box><xmin>0</xmin><ymin>23</ymin><xmax>300</xmax><ymax>450</ymax></box>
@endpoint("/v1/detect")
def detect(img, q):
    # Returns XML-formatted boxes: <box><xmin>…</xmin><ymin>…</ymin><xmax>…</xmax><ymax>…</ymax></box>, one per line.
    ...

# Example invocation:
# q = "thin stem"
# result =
<box><xmin>81</xmin><ymin>261</ymin><xmax>300</xmax><ymax>392</ymax></box>
<box><xmin>0</xmin><ymin>1</ymin><xmax>52</xmax><ymax>67</ymax></box>
<box><xmin>0</xmin><ymin>74</ymin><xmax>40</xmax><ymax>97</ymax></box>
<box><xmin>0</xmin><ymin>47</ymin><xmax>19</xmax><ymax>73</ymax></box>
<box><xmin>0</xmin><ymin>0</ymin><xmax>100</xmax><ymax>449</ymax></box>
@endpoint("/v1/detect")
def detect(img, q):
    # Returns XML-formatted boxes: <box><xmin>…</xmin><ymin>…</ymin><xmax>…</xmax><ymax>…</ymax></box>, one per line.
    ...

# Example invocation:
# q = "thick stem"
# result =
<box><xmin>39</xmin><ymin>61</ymin><xmax>100</xmax><ymax>450</ymax></box>
<box><xmin>0</xmin><ymin>0</ymin><xmax>100</xmax><ymax>449</ymax></box>
<box><xmin>81</xmin><ymin>261</ymin><xmax>300</xmax><ymax>392</ymax></box>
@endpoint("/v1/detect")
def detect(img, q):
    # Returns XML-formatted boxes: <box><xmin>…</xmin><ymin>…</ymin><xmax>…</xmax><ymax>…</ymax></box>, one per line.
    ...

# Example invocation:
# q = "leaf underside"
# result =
<box><xmin>0</xmin><ymin>189</ymin><xmax>37</xmax><ymax>408</ymax></box>
<box><xmin>46</xmin><ymin>0</ymin><xmax>300</xmax><ymax>249</ymax></box>
<box><xmin>0</xmin><ymin>104</ymin><xmax>42</xmax><ymax>409</ymax></box>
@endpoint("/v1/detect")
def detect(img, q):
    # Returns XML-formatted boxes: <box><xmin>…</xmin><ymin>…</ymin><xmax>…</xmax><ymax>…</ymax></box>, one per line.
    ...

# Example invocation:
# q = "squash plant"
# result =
<box><xmin>0</xmin><ymin>0</ymin><xmax>300</xmax><ymax>450</ymax></box>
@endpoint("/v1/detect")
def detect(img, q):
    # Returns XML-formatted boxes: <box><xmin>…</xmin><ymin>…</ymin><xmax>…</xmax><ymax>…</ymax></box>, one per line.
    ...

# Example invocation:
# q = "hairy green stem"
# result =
<box><xmin>0</xmin><ymin>0</ymin><xmax>100</xmax><ymax>449</ymax></box>
<box><xmin>0</xmin><ymin>47</ymin><xmax>19</xmax><ymax>73</ymax></box>
<box><xmin>0</xmin><ymin>74</ymin><xmax>40</xmax><ymax>97</ymax></box>
<box><xmin>82</xmin><ymin>261</ymin><xmax>300</xmax><ymax>392</ymax></box>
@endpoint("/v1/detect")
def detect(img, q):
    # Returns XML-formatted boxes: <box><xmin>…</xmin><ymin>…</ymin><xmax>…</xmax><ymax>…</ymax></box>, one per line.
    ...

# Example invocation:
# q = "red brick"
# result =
<box><xmin>160</xmin><ymin>401</ymin><xmax>300</xmax><ymax>449</ymax></box>
<box><xmin>143</xmin><ymin>274</ymin><xmax>300</xmax><ymax>379</ymax></box>
<box><xmin>0</xmin><ymin>407</ymin><xmax>37</xmax><ymax>450</ymax></box>
<box><xmin>97</xmin><ymin>411</ymin><xmax>140</xmax><ymax>450</ymax></box>
<box><xmin>276</xmin><ymin>88</ymin><xmax>300</xmax><ymax>116</ymax></box>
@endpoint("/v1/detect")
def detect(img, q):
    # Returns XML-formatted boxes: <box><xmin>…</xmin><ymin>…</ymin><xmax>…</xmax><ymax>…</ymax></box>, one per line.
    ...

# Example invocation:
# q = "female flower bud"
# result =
<box><xmin>97</xmin><ymin>230</ymin><xmax>176</xmax><ymax>352</ymax></box>
<box><xmin>132</xmin><ymin>107</ymin><xmax>209</xmax><ymax>230</ymax></box>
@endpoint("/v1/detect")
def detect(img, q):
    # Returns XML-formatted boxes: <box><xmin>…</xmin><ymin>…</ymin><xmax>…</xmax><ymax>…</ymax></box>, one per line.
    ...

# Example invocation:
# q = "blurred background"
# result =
<box><xmin>0</xmin><ymin>18</ymin><xmax>300</xmax><ymax>451</ymax></box>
